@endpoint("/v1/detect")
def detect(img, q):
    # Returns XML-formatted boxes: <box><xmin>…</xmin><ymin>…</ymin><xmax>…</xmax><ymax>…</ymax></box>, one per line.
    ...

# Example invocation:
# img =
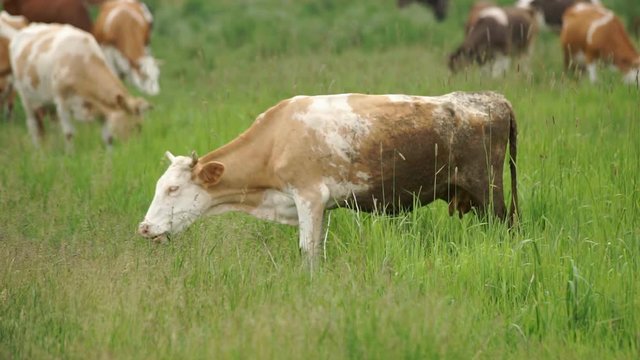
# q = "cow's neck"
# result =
<box><xmin>199</xmin><ymin>130</ymin><xmax>280</xmax><ymax>211</ymax></box>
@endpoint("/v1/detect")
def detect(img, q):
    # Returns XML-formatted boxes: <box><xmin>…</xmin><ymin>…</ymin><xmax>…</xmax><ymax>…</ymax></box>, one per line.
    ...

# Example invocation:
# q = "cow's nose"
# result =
<box><xmin>138</xmin><ymin>223</ymin><xmax>151</xmax><ymax>237</ymax></box>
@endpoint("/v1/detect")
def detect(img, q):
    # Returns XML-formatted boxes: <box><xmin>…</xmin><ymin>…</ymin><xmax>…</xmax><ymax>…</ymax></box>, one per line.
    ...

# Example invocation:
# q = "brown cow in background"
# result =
<box><xmin>397</xmin><ymin>0</ymin><xmax>448</xmax><ymax>22</ymax></box>
<box><xmin>93</xmin><ymin>0</ymin><xmax>159</xmax><ymax>95</ymax></box>
<box><xmin>561</xmin><ymin>3</ymin><xmax>640</xmax><ymax>84</ymax></box>
<box><xmin>2</xmin><ymin>0</ymin><xmax>95</xmax><ymax>32</ymax></box>
<box><xmin>517</xmin><ymin>0</ymin><xmax>601</xmax><ymax>31</ymax></box>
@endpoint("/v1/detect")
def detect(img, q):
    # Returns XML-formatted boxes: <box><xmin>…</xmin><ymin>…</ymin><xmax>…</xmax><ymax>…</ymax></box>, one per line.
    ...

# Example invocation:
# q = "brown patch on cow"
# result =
<box><xmin>13</xmin><ymin>40</ymin><xmax>35</xmax><ymax>78</ymax></box>
<box><xmin>26</xmin><ymin>65</ymin><xmax>39</xmax><ymax>88</ymax></box>
<box><xmin>93</xmin><ymin>0</ymin><xmax>152</xmax><ymax>67</ymax></box>
<box><xmin>35</xmin><ymin>35</ymin><xmax>54</xmax><ymax>54</ymax></box>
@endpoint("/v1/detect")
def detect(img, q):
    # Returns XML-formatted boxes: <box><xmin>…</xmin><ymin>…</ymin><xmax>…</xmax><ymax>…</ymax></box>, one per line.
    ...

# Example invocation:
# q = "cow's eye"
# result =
<box><xmin>167</xmin><ymin>186</ymin><xmax>179</xmax><ymax>194</ymax></box>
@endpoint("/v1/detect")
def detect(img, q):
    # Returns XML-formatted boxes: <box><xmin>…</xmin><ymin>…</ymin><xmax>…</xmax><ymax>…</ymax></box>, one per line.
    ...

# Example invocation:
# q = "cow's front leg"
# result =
<box><xmin>101</xmin><ymin>123</ymin><xmax>114</xmax><ymax>151</ymax></box>
<box><xmin>292</xmin><ymin>185</ymin><xmax>330</xmax><ymax>265</ymax></box>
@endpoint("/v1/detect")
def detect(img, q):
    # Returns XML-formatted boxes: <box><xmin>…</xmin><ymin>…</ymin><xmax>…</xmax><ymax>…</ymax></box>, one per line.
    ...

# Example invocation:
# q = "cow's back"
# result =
<box><xmin>10</xmin><ymin>24</ymin><xmax>118</xmax><ymax>104</ymax></box>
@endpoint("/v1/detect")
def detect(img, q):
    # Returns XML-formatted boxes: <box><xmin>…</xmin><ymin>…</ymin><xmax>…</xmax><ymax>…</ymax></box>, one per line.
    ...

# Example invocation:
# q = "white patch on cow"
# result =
<box><xmin>572</xmin><ymin>3</ymin><xmax>591</xmax><ymax>13</ymax></box>
<box><xmin>573</xmin><ymin>51</ymin><xmax>586</xmax><ymax>65</ymax></box>
<box><xmin>250</xmin><ymin>189</ymin><xmax>298</xmax><ymax>225</ymax></box>
<box><xmin>478</xmin><ymin>7</ymin><xmax>508</xmax><ymax>27</ymax></box>
<box><xmin>292</xmin><ymin>190</ymin><xmax>315</xmax><ymax>253</ymax></box>
<box><xmin>587</xmin><ymin>10</ymin><xmax>614</xmax><ymax>45</ymax></box>
<box><xmin>587</xmin><ymin>63</ymin><xmax>598</xmax><ymax>82</ymax></box>
<box><xmin>623</xmin><ymin>67</ymin><xmax>640</xmax><ymax>85</ymax></box>
<box><xmin>140</xmin><ymin>2</ymin><xmax>153</xmax><ymax>23</ymax></box>
<box><xmin>322</xmin><ymin>176</ymin><xmax>370</xmax><ymax>208</ymax></box>
<box><xmin>101</xmin><ymin>45</ymin><xmax>159</xmax><ymax>95</ymax></box>
<box><xmin>135</xmin><ymin>51</ymin><xmax>160</xmax><ymax>95</ymax></box>
<box><xmin>515</xmin><ymin>0</ymin><xmax>533</xmax><ymax>9</ymax></box>
<box><xmin>100</xmin><ymin>46</ymin><xmax>129</xmax><ymax>77</ymax></box>
<box><xmin>355</xmin><ymin>171</ymin><xmax>371</xmax><ymax>182</ymax></box>
<box><xmin>140</xmin><ymin>155</ymin><xmax>213</xmax><ymax>238</ymax></box>
<box><xmin>293</xmin><ymin>94</ymin><xmax>371</xmax><ymax>161</ymax></box>
<box><xmin>491</xmin><ymin>54</ymin><xmax>511</xmax><ymax>77</ymax></box>
<box><xmin>386</xmin><ymin>94</ymin><xmax>413</xmax><ymax>103</ymax></box>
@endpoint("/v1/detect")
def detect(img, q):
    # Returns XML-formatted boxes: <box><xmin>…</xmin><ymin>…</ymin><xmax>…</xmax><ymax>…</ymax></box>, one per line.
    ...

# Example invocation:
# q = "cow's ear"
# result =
<box><xmin>197</xmin><ymin>161</ymin><xmax>225</xmax><ymax>186</ymax></box>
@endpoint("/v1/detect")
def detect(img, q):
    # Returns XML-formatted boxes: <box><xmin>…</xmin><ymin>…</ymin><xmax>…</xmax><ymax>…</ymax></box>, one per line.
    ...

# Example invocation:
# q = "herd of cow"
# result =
<box><xmin>448</xmin><ymin>0</ymin><xmax>640</xmax><ymax>83</ymax></box>
<box><xmin>0</xmin><ymin>0</ymin><xmax>156</xmax><ymax>148</ymax></box>
<box><xmin>0</xmin><ymin>0</ymin><xmax>637</xmax><ymax>263</ymax></box>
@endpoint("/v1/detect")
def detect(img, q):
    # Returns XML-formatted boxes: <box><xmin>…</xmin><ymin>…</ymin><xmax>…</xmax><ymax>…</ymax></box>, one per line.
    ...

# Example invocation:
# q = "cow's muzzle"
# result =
<box><xmin>138</xmin><ymin>222</ymin><xmax>169</xmax><ymax>244</ymax></box>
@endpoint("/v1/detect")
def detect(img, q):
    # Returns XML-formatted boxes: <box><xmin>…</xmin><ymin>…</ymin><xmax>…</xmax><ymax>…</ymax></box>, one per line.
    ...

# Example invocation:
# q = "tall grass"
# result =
<box><xmin>1</xmin><ymin>0</ymin><xmax>639</xmax><ymax>358</ymax></box>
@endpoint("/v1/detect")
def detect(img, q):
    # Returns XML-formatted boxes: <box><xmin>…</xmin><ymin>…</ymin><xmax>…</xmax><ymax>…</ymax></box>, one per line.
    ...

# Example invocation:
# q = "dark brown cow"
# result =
<box><xmin>397</xmin><ymin>0</ymin><xmax>448</xmax><ymax>21</ymax></box>
<box><xmin>518</xmin><ymin>0</ymin><xmax>601</xmax><ymax>30</ymax></box>
<box><xmin>2</xmin><ymin>0</ymin><xmax>94</xmax><ymax>32</ymax></box>
<box><xmin>449</xmin><ymin>4</ymin><xmax>538</xmax><ymax>76</ymax></box>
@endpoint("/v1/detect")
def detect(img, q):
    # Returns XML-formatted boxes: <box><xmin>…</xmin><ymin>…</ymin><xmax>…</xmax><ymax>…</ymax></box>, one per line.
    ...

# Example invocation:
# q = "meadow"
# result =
<box><xmin>1</xmin><ymin>0</ymin><xmax>639</xmax><ymax>358</ymax></box>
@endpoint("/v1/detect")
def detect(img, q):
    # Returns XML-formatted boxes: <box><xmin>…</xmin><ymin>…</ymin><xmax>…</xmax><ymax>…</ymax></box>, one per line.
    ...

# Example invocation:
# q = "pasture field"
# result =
<box><xmin>1</xmin><ymin>0</ymin><xmax>639</xmax><ymax>358</ymax></box>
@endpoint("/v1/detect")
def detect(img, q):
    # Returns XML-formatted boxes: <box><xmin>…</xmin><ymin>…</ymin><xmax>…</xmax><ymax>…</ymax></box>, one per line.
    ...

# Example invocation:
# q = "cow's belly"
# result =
<box><xmin>250</xmin><ymin>189</ymin><xmax>299</xmax><ymax>225</ymax></box>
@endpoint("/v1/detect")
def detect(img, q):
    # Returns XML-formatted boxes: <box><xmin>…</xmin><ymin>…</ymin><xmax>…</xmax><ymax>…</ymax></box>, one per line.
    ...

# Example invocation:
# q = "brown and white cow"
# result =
<box><xmin>561</xmin><ymin>3</ymin><xmax>640</xmax><ymax>84</ymax></box>
<box><xmin>0</xmin><ymin>11</ymin><xmax>27</xmax><ymax>120</ymax></box>
<box><xmin>93</xmin><ymin>0</ymin><xmax>159</xmax><ymax>95</ymax></box>
<box><xmin>2</xmin><ymin>0</ymin><xmax>93</xmax><ymax>32</ymax></box>
<box><xmin>138</xmin><ymin>92</ymin><xmax>518</xmax><ymax>263</ymax></box>
<box><xmin>397</xmin><ymin>0</ymin><xmax>448</xmax><ymax>22</ymax></box>
<box><xmin>0</xmin><ymin>23</ymin><xmax>151</xmax><ymax>148</ymax></box>
<box><xmin>449</xmin><ymin>4</ymin><xmax>538</xmax><ymax>77</ymax></box>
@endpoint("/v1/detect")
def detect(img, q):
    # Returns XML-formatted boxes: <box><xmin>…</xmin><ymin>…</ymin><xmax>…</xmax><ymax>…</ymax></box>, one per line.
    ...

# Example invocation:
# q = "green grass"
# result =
<box><xmin>1</xmin><ymin>0</ymin><xmax>639</xmax><ymax>358</ymax></box>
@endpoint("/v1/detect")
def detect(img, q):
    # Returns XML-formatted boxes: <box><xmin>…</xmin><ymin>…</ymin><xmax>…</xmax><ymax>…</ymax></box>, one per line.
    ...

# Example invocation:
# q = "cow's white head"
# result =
<box><xmin>138</xmin><ymin>151</ymin><xmax>224</xmax><ymax>242</ymax></box>
<box><xmin>132</xmin><ymin>53</ymin><xmax>160</xmax><ymax>95</ymax></box>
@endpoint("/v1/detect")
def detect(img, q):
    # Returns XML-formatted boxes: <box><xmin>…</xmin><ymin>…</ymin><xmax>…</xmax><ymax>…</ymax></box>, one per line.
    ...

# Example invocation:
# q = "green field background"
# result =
<box><xmin>1</xmin><ymin>0</ymin><xmax>639</xmax><ymax>358</ymax></box>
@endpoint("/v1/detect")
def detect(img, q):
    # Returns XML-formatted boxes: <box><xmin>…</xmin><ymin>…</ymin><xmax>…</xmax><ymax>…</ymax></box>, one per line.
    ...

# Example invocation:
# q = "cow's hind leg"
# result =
<box><xmin>54</xmin><ymin>97</ymin><xmax>75</xmax><ymax>151</ymax></box>
<box><xmin>19</xmin><ymin>96</ymin><xmax>44</xmax><ymax>147</ymax></box>
<box><xmin>292</xmin><ymin>184</ymin><xmax>330</xmax><ymax>268</ymax></box>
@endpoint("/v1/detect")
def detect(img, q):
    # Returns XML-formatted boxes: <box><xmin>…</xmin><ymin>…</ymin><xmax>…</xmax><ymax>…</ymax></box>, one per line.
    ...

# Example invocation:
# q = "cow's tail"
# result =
<box><xmin>508</xmin><ymin>105</ymin><xmax>519</xmax><ymax>227</ymax></box>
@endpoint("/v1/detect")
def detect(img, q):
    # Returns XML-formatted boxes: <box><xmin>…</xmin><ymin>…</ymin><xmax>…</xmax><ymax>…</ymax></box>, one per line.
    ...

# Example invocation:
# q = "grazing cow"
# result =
<box><xmin>449</xmin><ymin>4</ymin><xmax>538</xmax><ymax>77</ymax></box>
<box><xmin>93</xmin><ymin>0</ymin><xmax>159</xmax><ymax>95</ymax></box>
<box><xmin>0</xmin><ymin>11</ymin><xmax>27</xmax><ymax>120</ymax></box>
<box><xmin>517</xmin><ymin>0</ymin><xmax>601</xmax><ymax>31</ymax></box>
<box><xmin>2</xmin><ymin>0</ymin><xmax>93</xmax><ymax>32</ymax></box>
<box><xmin>138</xmin><ymin>92</ymin><xmax>518</xmax><ymax>263</ymax></box>
<box><xmin>561</xmin><ymin>3</ymin><xmax>640</xmax><ymax>84</ymax></box>
<box><xmin>0</xmin><ymin>23</ymin><xmax>151</xmax><ymax>148</ymax></box>
<box><xmin>397</xmin><ymin>0</ymin><xmax>448</xmax><ymax>22</ymax></box>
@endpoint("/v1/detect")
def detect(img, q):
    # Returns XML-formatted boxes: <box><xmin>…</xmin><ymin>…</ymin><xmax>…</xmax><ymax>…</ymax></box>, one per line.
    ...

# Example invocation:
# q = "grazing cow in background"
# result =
<box><xmin>464</xmin><ymin>1</ymin><xmax>494</xmax><ymax>34</ymax></box>
<box><xmin>397</xmin><ymin>0</ymin><xmax>448</xmax><ymax>22</ymax></box>
<box><xmin>93</xmin><ymin>0</ymin><xmax>159</xmax><ymax>95</ymax></box>
<box><xmin>561</xmin><ymin>3</ymin><xmax>640</xmax><ymax>84</ymax></box>
<box><xmin>517</xmin><ymin>0</ymin><xmax>601</xmax><ymax>31</ymax></box>
<box><xmin>449</xmin><ymin>4</ymin><xmax>538</xmax><ymax>77</ymax></box>
<box><xmin>0</xmin><ymin>23</ymin><xmax>151</xmax><ymax>148</ymax></box>
<box><xmin>2</xmin><ymin>0</ymin><xmax>93</xmax><ymax>32</ymax></box>
<box><xmin>138</xmin><ymin>91</ymin><xmax>518</xmax><ymax>263</ymax></box>
<box><xmin>0</xmin><ymin>11</ymin><xmax>27</xmax><ymax>120</ymax></box>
